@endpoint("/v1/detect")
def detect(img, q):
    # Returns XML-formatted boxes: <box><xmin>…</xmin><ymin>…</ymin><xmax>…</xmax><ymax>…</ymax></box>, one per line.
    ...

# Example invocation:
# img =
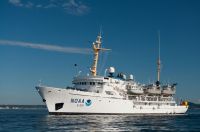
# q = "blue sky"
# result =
<box><xmin>0</xmin><ymin>0</ymin><xmax>200</xmax><ymax>104</ymax></box>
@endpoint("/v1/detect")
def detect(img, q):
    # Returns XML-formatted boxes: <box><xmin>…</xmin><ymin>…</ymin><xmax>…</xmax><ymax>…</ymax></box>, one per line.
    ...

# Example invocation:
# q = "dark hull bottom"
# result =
<box><xmin>49</xmin><ymin>112</ymin><xmax>186</xmax><ymax>116</ymax></box>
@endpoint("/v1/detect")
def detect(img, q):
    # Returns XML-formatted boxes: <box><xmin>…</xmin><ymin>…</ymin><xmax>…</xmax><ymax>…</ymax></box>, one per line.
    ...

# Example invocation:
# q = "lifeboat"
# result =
<box><xmin>144</xmin><ymin>84</ymin><xmax>161</xmax><ymax>95</ymax></box>
<box><xmin>162</xmin><ymin>84</ymin><xmax>176</xmax><ymax>95</ymax></box>
<box><xmin>126</xmin><ymin>84</ymin><xmax>144</xmax><ymax>95</ymax></box>
<box><xmin>128</xmin><ymin>87</ymin><xmax>144</xmax><ymax>95</ymax></box>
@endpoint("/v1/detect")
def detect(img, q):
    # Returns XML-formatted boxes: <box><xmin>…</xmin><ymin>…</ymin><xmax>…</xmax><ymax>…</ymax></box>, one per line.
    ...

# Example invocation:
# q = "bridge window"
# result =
<box><xmin>90</xmin><ymin>82</ymin><xmax>95</xmax><ymax>85</ymax></box>
<box><xmin>97</xmin><ymin>82</ymin><xmax>103</xmax><ymax>85</ymax></box>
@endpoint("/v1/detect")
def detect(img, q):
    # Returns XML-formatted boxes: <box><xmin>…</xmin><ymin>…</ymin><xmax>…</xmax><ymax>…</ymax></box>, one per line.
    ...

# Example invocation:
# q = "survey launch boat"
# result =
<box><xmin>36</xmin><ymin>33</ymin><xmax>188</xmax><ymax>115</ymax></box>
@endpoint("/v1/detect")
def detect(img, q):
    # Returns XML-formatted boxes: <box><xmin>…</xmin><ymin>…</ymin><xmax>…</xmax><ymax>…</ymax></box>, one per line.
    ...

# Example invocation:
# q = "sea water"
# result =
<box><xmin>0</xmin><ymin>107</ymin><xmax>200</xmax><ymax>131</ymax></box>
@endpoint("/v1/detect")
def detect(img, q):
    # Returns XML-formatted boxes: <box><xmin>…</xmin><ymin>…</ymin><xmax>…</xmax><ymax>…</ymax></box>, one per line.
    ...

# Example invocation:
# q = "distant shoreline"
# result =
<box><xmin>0</xmin><ymin>104</ymin><xmax>45</xmax><ymax>106</ymax></box>
<box><xmin>0</xmin><ymin>105</ymin><xmax>46</xmax><ymax>109</ymax></box>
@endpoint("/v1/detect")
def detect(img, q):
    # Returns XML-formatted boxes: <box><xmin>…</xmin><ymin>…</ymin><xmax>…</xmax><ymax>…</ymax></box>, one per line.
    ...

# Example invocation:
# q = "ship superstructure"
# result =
<box><xmin>36</xmin><ymin>33</ymin><xmax>188</xmax><ymax>114</ymax></box>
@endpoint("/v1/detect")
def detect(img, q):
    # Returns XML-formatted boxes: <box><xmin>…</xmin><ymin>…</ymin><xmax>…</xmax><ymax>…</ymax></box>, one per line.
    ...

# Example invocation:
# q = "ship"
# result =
<box><xmin>36</xmin><ymin>32</ymin><xmax>188</xmax><ymax>115</ymax></box>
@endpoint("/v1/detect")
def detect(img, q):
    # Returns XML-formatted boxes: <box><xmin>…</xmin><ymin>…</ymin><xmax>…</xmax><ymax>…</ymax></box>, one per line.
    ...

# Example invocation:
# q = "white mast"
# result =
<box><xmin>157</xmin><ymin>31</ymin><xmax>161</xmax><ymax>84</ymax></box>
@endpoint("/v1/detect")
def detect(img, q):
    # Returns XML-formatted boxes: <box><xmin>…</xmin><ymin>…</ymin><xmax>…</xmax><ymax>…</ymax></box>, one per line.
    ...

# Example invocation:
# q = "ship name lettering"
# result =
<box><xmin>71</xmin><ymin>98</ymin><xmax>84</xmax><ymax>103</ymax></box>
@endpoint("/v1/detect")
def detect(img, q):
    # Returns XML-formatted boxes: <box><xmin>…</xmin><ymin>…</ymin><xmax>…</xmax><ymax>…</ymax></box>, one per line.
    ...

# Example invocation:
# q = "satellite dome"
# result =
<box><xmin>108</xmin><ymin>67</ymin><xmax>115</xmax><ymax>73</ymax></box>
<box><xmin>129</xmin><ymin>74</ymin><xmax>134</xmax><ymax>80</ymax></box>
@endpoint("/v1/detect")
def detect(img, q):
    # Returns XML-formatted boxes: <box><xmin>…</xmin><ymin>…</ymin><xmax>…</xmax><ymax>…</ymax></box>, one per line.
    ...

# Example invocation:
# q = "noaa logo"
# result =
<box><xmin>85</xmin><ymin>99</ymin><xmax>92</xmax><ymax>106</ymax></box>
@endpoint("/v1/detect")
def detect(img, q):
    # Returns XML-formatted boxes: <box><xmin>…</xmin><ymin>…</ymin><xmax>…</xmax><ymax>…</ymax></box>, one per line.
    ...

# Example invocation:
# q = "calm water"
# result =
<box><xmin>0</xmin><ymin>108</ymin><xmax>200</xmax><ymax>131</ymax></box>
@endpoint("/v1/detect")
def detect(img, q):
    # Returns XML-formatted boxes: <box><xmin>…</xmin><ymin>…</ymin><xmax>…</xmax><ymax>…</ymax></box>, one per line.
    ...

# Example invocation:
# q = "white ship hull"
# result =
<box><xmin>36</xmin><ymin>86</ymin><xmax>188</xmax><ymax>115</ymax></box>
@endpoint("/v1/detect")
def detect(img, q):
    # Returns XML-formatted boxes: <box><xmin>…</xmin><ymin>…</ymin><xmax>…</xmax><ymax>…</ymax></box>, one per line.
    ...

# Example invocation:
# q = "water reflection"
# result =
<box><xmin>40</xmin><ymin>114</ymin><xmax>181</xmax><ymax>131</ymax></box>
<box><xmin>1</xmin><ymin>109</ymin><xmax>199</xmax><ymax>131</ymax></box>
